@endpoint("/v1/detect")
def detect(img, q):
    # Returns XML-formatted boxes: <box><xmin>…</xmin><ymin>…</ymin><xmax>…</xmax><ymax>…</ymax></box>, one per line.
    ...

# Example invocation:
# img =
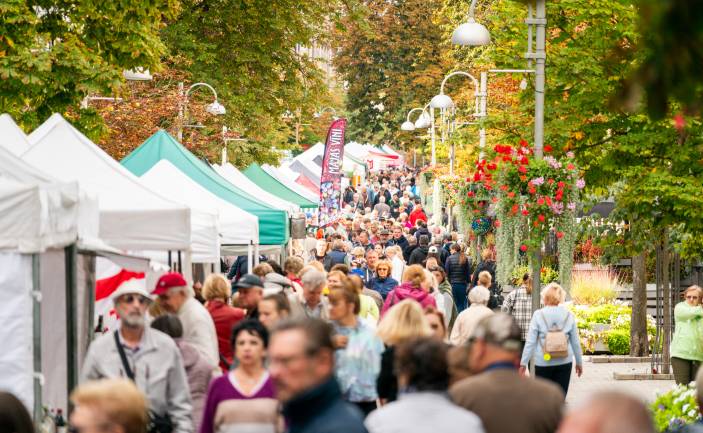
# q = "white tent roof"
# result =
<box><xmin>0</xmin><ymin>114</ymin><xmax>30</xmax><ymax>156</ymax></box>
<box><xmin>0</xmin><ymin>145</ymin><xmax>80</xmax><ymax>252</ymax></box>
<box><xmin>262</xmin><ymin>164</ymin><xmax>319</xmax><ymax>203</ymax></box>
<box><xmin>290</xmin><ymin>142</ymin><xmax>366</xmax><ymax>177</ymax></box>
<box><xmin>141</xmin><ymin>160</ymin><xmax>259</xmax><ymax>247</ymax></box>
<box><xmin>23</xmin><ymin>114</ymin><xmax>191</xmax><ymax>251</ymax></box>
<box><xmin>212</xmin><ymin>163</ymin><xmax>299</xmax><ymax>214</ymax></box>
<box><xmin>381</xmin><ymin>144</ymin><xmax>404</xmax><ymax>159</ymax></box>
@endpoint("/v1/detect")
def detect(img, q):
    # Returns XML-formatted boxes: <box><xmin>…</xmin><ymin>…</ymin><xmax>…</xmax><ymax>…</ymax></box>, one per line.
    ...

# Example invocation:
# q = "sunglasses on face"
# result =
<box><xmin>119</xmin><ymin>294</ymin><xmax>149</xmax><ymax>305</ymax></box>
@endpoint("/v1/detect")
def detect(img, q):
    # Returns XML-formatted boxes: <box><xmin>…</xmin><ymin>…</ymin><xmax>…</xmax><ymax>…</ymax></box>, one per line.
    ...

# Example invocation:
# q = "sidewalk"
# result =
<box><xmin>566</xmin><ymin>358</ymin><xmax>675</xmax><ymax>407</ymax></box>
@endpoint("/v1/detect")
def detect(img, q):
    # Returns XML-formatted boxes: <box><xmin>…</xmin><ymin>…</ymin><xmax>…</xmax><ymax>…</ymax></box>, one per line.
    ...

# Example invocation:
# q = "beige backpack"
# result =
<box><xmin>540</xmin><ymin>312</ymin><xmax>571</xmax><ymax>359</ymax></box>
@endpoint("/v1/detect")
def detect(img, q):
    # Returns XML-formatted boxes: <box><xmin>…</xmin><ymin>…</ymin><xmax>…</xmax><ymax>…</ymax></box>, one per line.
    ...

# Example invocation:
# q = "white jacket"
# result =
<box><xmin>177</xmin><ymin>297</ymin><xmax>219</xmax><ymax>369</ymax></box>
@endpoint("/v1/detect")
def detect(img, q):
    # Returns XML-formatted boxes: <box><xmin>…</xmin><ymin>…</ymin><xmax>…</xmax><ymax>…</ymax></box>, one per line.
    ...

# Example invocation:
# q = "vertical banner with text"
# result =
<box><xmin>318</xmin><ymin>118</ymin><xmax>346</xmax><ymax>227</ymax></box>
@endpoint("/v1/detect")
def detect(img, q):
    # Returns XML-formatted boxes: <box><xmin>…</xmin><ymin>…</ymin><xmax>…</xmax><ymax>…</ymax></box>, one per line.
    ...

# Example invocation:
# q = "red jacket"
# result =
<box><xmin>206</xmin><ymin>300</ymin><xmax>245</xmax><ymax>371</ymax></box>
<box><xmin>409</xmin><ymin>208</ymin><xmax>428</xmax><ymax>226</ymax></box>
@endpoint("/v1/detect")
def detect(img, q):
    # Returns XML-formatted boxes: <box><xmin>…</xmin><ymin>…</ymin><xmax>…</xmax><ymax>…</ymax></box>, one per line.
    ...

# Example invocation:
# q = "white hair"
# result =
<box><xmin>301</xmin><ymin>269</ymin><xmax>327</xmax><ymax>291</ymax></box>
<box><xmin>468</xmin><ymin>286</ymin><xmax>491</xmax><ymax>305</ymax></box>
<box><xmin>379</xmin><ymin>196</ymin><xmax>386</xmax><ymax>203</ymax></box>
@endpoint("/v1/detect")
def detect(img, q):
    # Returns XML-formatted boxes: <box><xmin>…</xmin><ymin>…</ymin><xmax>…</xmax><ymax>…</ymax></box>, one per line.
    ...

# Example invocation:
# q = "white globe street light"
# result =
<box><xmin>452</xmin><ymin>0</ymin><xmax>491</xmax><ymax>47</ymax></box>
<box><xmin>400</xmin><ymin>121</ymin><xmax>415</xmax><ymax>131</ymax></box>
<box><xmin>178</xmin><ymin>82</ymin><xmax>226</xmax><ymax>141</ymax></box>
<box><xmin>414</xmin><ymin>110</ymin><xmax>432</xmax><ymax>129</ymax></box>
<box><xmin>123</xmin><ymin>68</ymin><xmax>153</xmax><ymax>81</ymax></box>
<box><xmin>206</xmin><ymin>100</ymin><xmax>227</xmax><ymax>115</ymax></box>
<box><xmin>430</xmin><ymin>93</ymin><xmax>454</xmax><ymax>110</ymax></box>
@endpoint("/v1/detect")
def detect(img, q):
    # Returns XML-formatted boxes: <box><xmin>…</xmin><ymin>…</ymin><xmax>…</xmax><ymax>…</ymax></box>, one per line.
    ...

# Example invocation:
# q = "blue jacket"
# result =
<box><xmin>520</xmin><ymin>305</ymin><xmax>583</xmax><ymax>367</ymax></box>
<box><xmin>283</xmin><ymin>377</ymin><xmax>368</xmax><ymax>433</ymax></box>
<box><xmin>369</xmin><ymin>276</ymin><xmax>399</xmax><ymax>299</ymax></box>
<box><xmin>323</xmin><ymin>249</ymin><xmax>347</xmax><ymax>272</ymax></box>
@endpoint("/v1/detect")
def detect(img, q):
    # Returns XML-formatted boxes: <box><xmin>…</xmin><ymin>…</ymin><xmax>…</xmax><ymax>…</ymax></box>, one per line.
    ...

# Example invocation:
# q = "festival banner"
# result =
<box><xmin>318</xmin><ymin>118</ymin><xmax>347</xmax><ymax>226</ymax></box>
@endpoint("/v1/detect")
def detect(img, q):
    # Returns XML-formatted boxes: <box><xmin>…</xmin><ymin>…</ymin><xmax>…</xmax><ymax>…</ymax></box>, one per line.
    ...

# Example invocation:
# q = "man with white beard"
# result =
<box><xmin>81</xmin><ymin>279</ymin><xmax>194</xmax><ymax>433</ymax></box>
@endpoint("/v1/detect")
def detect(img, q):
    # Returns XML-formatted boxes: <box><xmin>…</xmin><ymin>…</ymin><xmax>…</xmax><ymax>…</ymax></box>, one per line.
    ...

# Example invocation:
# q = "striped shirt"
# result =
<box><xmin>502</xmin><ymin>287</ymin><xmax>534</xmax><ymax>341</ymax></box>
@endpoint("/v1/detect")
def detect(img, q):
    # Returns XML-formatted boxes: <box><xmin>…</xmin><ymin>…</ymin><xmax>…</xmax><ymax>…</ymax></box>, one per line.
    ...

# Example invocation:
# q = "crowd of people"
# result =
<box><xmin>0</xmin><ymin>168</ymin><xmax>678</xmax><ymax>433</ymax></box>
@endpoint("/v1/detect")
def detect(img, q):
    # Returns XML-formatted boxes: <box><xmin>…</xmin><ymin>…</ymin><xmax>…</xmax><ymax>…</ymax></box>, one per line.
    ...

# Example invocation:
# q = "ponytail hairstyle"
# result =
<box><xmin>451</xmin><ymin>243</ymin><xmax>466</xmax><ymax>265</ymax></box>
<box><xmin>402</xmin><ymin>264</ymin><xmax>427</xmax><ymax>288</ymax></box>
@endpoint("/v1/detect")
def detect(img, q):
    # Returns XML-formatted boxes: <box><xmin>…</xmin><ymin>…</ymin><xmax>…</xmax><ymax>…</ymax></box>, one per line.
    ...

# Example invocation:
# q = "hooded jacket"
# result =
<box><xmin>381</xmin><ymin>282</ymin><xmax>437</xmax><ymax>316</ymax></box>
<box><xmin>408</xmin><ymin>246</ymin><xmax>429</xmax><ymax>266</ymax></box>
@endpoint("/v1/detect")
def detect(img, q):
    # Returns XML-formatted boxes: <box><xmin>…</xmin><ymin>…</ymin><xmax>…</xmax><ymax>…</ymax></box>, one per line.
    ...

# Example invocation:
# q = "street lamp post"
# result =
<box><xmin>314</xmin><ymin>106</ymin><xmax>338</xmax><ymax>118</ymax></box>
<box><xmin>177</xmin><ymin>82</ymin><xmax>226</xmax><ymax>142</ymax></box>
<box><xmin>452</xmin><ymin>0</ymin><xmax>547</xmax><ymax>315</ymax></box>
<box><xmin>400</xmin><ymin>103</ymin><xmax>436</xmax><ymax>166</ymax></box>
<box><xmin>221</xmin><ymin>126</ymin><xmax>248</xmax><ymax>164</ymax></box>
<box><xmin>430</xmin><ymin>71</ymin><xmax>481</xmax><ymax>175</ymax></box>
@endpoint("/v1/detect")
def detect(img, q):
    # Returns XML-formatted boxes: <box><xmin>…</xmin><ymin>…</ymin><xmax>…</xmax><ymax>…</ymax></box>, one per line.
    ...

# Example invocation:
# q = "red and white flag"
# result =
<box><xmin>95</xmin><ymin>257</ymin><xmax>145</xmax><ymax>333</ymax></box>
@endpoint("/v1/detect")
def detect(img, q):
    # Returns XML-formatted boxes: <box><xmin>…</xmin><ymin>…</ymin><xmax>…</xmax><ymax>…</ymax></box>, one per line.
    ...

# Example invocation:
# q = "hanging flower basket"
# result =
<box><xmin>471</xmin><ymin>216</ymin><xmax>493</xmax><ymax>236</ymax></box>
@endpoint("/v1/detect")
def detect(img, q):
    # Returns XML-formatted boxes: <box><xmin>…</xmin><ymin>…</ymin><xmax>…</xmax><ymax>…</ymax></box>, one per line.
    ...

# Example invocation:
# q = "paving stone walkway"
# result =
<box><xmin>566</xmin><ymin>358</ymin><xmax>676</xmax><ymax>407</ymax></box>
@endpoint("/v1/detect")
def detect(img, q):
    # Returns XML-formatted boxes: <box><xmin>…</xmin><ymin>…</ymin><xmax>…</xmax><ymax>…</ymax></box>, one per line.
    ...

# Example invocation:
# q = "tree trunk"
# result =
<box><xmin>662</xmin><ymin>236</ymin><xmax>671</xmax><ymax>374</ymax></box>
<box><xmin>630</xmin><ymin>251</ymin><xmax>649</xmax><ymax>356</ymax></box>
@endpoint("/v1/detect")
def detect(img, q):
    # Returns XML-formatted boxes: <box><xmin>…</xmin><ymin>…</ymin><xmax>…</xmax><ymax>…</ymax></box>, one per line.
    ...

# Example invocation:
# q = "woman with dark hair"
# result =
<box><xmin>502</xmin><ymin>273</ymin><xmax>534</xmax><ymax>344</ymax></box>
<box><xmin>365</xmin><ymin>338</ymin><xmax>483</xmax><ymax>433</ymax></box>
<box><xmin>151</xmin><ymin>314</ymin><xmax>213</xmax><ymax>431</ymax></box>
<box><xmin>0</xmin><ymin>392</ymin><xmax>33</xmax><ymax>433</ymax></box>
<box><xmin>257</xmin><ymin>293</ymin><xmax>291</xmax><ymax>330</ymax></box>
<box><xmin>200</xmin><ymin>319</ymin><xmax>280</xmax><ymax>433</ymax></box>
<box><xmin>445</xmin><ymin>243</ymin><xmax>472</xmax><ymax>313</ymax></box>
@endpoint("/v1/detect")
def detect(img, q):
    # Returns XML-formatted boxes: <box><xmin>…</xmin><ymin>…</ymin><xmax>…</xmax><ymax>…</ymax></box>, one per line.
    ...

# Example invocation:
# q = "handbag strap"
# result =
<box><xmin>114</xmin><ymin>330</ymin><xmax>135</xmax><ymax>381</ymax></box>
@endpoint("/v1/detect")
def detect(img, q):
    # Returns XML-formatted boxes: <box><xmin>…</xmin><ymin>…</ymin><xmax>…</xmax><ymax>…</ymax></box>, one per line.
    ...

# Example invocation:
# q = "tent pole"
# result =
<box><xmin>65</xmin><ymin>244</ymin><xmax>78</xmax><ymax>408</ymax></box>
<box><xmin>247</xmin><ymin>244</ymin><xmax>253</xmax><ymax>275</ymax></box>
<box><xmin>255</xmin><ymin>244</ymin><xmax>260</xmax><ymax>266</ymax></box>
<box><xmin>177</xmin><ymin>251</ymin><xmax>182</xmax><ymax>274</ymax></box>
<box><xmin>168</xmin><ymin>250</ymin><xmax>173</xmax><ymax>270</ymax></box>
<box><xmin>32</xmin><ymin>253</ymin><xmax>42</xmax><ymax>421</ymax></box>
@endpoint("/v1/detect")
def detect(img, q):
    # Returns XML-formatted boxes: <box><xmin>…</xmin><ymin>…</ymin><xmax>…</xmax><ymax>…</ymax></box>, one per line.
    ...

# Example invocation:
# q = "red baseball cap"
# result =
<box><xmin>153</xmin><ymin>272</ymin><xmax>187</xmax><ymax>296</ymax></box>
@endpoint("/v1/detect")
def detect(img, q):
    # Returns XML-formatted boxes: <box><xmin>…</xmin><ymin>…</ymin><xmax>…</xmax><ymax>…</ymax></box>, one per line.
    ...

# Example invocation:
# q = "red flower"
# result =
<box><xmin>556</xmin><ymin>231</ymin><xmax>565</xmax><ymax>239</ymax></box>
<box><xmin>467</xmin><ymin>191</ymin><xmax>475</xmax><ymax>197</ymax></box>
<box><xmin>507</xmin><ymin>191</ymin><xmax>516</xmax><ymax>198</ymax></box>
<box><xmin>500</xmin><ymin>184</ymin><xmax>509</xmax><ymax>191</ymax></box>
<box><xmin>494</xmin><ymin>220</ymin><xmax>501</xmax><ymax>228</ymax></box>
<box><xmin>520</xmin><ymin>156</ymin><xmax>529</xmax><ymax>165</ymax></box>
<box><xmin>511</xmin><ymin>204</ymin><xmax>519</xmax><ymax>214</ymax></box>
<box><xmin>548</xmin><ymin>178</ymin><xmax>555</xmax><ymax>185</ymax></box>
<box><xmin>674</xmin><ymin>113</ymin><xmax>686</xmax><ymax>131</ymax></box>
<box><xmin>545</xmin><ymin>197</ymin><xmax>553</xmax><ymax>206</ymax></box>
<box><xmin>487</xmin><ymin>162</ymin><xmax>497</xmax><ymax>171</ymax></box>
<box><xmin>555</xmin><ymin>192</ymin><xmax>563</xmax><ymax>201</ymax></box>
<box><xmin>557</xmin><ymin>181</ymin><xmax>565</xmax><ymax>188</ymax></box>
<box><xmin>520</xmin><ymin>244</ymin><xmax>528</xmax><ymax>252</ymax></box>
<box><xmin>521</xmin><ymin>209</ymin><xmax>529</xmax><ymax>216</ymax></box>
<box><xmin>519</xmin><ymin>139</ymin><xmax>528</xmax><ymax>147</ymax></box>
<box><xmin>473</xmin><ymin>173</ymin><xmax>481</xmax><ymax>182</ymax></box>
<box><xmin>533</xmin><ymin>221</ymin><xmax>540</xmax><ymax>227</ymax></box>
<box><xmin>502</xmin><ymin>156</ymin><xmax>512</xmax><ymax>162</ymax></box>
<box><xmin>538</xmin><ymin>214</ymin><xmax>546</xmax><ymax>222</ymax></box>
<box><xmin>519</xmin><ymin>175</ymin><xmax>527</xmax><ymax>181</ymax></box>
<box><xmin>537</xmin><ymin>197</ymin><xmax>545</xmax><ymax>206</ymax></box>
<box><xmin>567</xmin><ymin>163</ymin><xmax>575</xmax><ymax>170</ymax></box>
<box><xmin>528</xmin><ymin>187</ymin><xmax>536</xmax><ymax>195</ymax></box>
<box><xmin>544</xmin><ymin>145</ymin><xmax>553</xmax><ymax>153</ymax></box>
<box><xmin>492</xmin><ymin>197</ymin><xmax>499</xmax><ymax>203</ymax></box>
<box><xmin>518</xmin><ymin>165</ymin><xmax>528</xmax><ymax>174</ymax></box>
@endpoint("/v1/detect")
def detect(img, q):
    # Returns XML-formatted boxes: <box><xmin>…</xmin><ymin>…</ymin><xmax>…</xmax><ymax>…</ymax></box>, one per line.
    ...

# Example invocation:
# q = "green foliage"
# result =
<box><xmin>650</xmin><ymin>384</ymin><xmax>699</xmax><ymax>432</ymax></box>
<box><xmin>605</xmin><ymin>328</ymin><xmax>630</xmax><ymax>355</ymax></box>
<box><xmin>510</xmin><ymin>264</ymin><xmax>558</xmax><ymax>286</ymax></box>
<box><xmin>0</xmin><ymin>0</ymin><xmax>178</xmax><ymax>133</ymax></box>
<box><xmin>333</xmin><ymin>0</ymin><xmax>448</xmax><ymax>148</ymax></box>
<box><xmin>162</xmin><ymin>0</ymin><xmax>362</xmax><ymax>165</ymax></box>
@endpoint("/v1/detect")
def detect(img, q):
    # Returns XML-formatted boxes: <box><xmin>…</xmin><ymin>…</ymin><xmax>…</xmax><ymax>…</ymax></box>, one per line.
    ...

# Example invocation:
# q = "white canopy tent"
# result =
<box><xmin>24</xmin><ymin>114</ymin><xmax>192</xmax><ymax>252</ymax></box>
<box><xmin>212</xmin><ymin>162</ymin><xmax>299</xmax><ymax>214</ymax></box>
<box><xmin>0</xmin><ymin>113</ymin><xmax>30</xmax><ymax>156</ymax></box>
<box><xmin>262</xmin><ymin>164</ymin><xmax>319</xmax><ymax>203</ymax></box>
<box><xmin>140</xmin><ymin>160</ymin><xmax>259</xmax><ymax>250</ymax></box>
<box><xmin>288</xmin><ymin>142</ymin><xmax>366</xmax><ymax>178</ymax></box>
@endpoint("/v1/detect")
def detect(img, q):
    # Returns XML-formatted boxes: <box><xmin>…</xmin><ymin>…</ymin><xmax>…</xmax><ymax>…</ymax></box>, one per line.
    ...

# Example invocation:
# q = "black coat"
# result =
<box><xmin>376</xmin><ymin>346</ymin><xmax>397</xmax><ymax>402</ymax></box>
<box><xmin>471</xmin><ymin>260</ymin><xmax>498</xmax><ymax>292</ymax></box>
<box><xmin>445</xmin><ymin>253</ymin><xmax>472</xmax><ymax>284</ymax></box>
<box><xmin>283</xmin><ymin>377</ymin><xmax>368</xmax><ymax>433</ymax></box>
<box><xmin>409</xmin><ymin>246</ymin><xmax>429</xmax><ymax>266</ymax></box>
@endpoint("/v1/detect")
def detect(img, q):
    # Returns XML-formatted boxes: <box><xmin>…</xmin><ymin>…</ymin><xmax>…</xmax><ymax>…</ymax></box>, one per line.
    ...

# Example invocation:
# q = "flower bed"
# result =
<box><xmin>651</xmin><ymin>384</ymin><xmax>700</xmax><ymax>432</ymax></box>
<box><xmin>568</xmin><ymin>303</ymin><xmax>656</xmax><ymax>354</ymax></box>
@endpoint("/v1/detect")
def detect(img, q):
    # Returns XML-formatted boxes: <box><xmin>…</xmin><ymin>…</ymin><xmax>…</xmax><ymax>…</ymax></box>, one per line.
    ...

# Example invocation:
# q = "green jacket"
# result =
<box><xmin>671</xmin><ymin>302</ymin><xmax>703</xmax><ymax>362</ymax></box>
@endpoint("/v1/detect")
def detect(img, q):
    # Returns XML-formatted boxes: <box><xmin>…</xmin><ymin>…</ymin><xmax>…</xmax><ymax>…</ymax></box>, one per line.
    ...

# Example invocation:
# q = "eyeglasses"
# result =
<box><xmin>686</xmin><ymin>296</ymin><xmax>699</xmax><ymax>300</ymax></box>
<box><xmin>119</xmin><ymin>294</ymin><xmax>149</xmax><ymax>305</ymax></box>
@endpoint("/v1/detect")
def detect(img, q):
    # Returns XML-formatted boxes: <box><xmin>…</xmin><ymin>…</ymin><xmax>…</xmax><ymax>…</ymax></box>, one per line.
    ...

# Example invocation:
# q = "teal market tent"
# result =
<box><xmin>122</xmin><ymin>130</ymin><xmax>289</xmax><ymax>245</ymax></box>
<box><xmin>243</xmin><ymin>163</ymin><xmax>318</xmax><ymax>209</ymax></box>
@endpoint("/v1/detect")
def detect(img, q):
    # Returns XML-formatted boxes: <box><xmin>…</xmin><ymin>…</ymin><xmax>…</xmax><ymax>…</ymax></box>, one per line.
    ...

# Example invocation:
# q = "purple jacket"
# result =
<box><xmin>380</xmin><ymin>282</ymin><xmax>436</xmax><ymax>316</ymax></box>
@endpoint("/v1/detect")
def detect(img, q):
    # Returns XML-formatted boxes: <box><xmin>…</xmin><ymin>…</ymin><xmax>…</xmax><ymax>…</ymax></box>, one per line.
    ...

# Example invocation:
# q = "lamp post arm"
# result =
<box><xmin>186</xmin><ymin>82</ymin><xmax>219</xmax><ymax>100</ymax></box>
<box><xmin>469</xmin><ymin>0</ymin><xmax>478</xmax><ymax>19</ymax></box>
<box><xmin>406</xmin><ymin>107</ymin><xmax>425</xmax><ymax>122</ymax></box>
<box><xmin>439</xmin><ymin>71</ymin><xmax>479</xmax><ymax>95</ymax></box>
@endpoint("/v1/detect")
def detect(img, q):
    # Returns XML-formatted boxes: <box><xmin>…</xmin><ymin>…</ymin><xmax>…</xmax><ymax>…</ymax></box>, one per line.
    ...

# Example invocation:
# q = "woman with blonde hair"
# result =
<box><xmin>203</xmin><ymin>273</ymin><xmax>245</xmax><ymax>372</ymax></box>
<box><xmin>520</xmin><ymin>282</ymin><xmax>583</xmax><ymax>397</ymax></box>
<box><xmin>368</xmin><ymin>259</ymin><xmax>399</xmax><ymax>300</ymax></box>
<box><xmin>380</xmin><ymin>264</ymin><xmax>436</xmax><ymax>316</ymax></box>
<box><xmin>384</xmin><ymin>245</ymin><xmax>405</xmax><ymax>283</ymax></box>
<box><xmin>70</xmin><ymin>379</ymin><xmax>148</xmax><ymax>433</ymax></box>
<box><xmin>671</xmin><ymin>285</ymin><xmax>703</xmax><ymax>384</ymax></box>
<box><xmin>376</xmin><ymin>300</ymin><xmax>433</xmax><ymax>404</ymax></box>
